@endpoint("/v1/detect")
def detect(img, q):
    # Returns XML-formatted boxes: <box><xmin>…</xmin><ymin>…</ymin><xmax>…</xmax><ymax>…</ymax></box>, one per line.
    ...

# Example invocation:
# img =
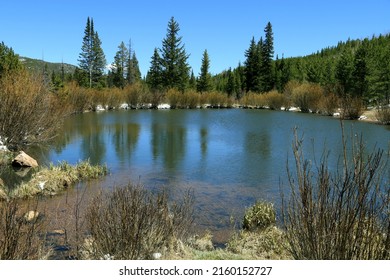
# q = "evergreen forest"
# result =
<box><xmin>1</xmin><ymin>16</ymin><xmax>390</xmax><ymax>121</ymax></box>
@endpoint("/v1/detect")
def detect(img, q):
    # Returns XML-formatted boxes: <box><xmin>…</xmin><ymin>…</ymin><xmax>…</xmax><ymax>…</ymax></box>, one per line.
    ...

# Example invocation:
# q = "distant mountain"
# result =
<box><xmin>19</xmin><ymin>56</ymin><xmax>77</xmax><ymax>75</ymax></box>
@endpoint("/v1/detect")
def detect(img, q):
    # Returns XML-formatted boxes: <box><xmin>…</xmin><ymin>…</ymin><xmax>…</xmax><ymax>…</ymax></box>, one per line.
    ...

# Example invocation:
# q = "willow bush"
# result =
<box><xmin>0</xmin><ymin>71</ymin><xmax>67</xmax><ymax>149</ymax></box>
<box><xmin>282</xmin><ymin>127</ymin><xmax>390</xmax><ymax>259</ymax></box>
<box><xmin>84</xmin><ymin>184</ymin><xmax>194</xmax><ymax>260</ymax></box>
<box><xmin>0</xmin><ymin>199</ymin><xmax>48</xmax><ymax>259</ymax></box>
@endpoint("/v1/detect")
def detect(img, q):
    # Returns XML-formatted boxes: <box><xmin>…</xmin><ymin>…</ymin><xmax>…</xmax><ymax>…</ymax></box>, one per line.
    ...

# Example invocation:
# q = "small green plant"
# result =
<box><xmin>242</xmin><ymin>201</ymin><xmax>276</xmax><ymax>231</ymax></box>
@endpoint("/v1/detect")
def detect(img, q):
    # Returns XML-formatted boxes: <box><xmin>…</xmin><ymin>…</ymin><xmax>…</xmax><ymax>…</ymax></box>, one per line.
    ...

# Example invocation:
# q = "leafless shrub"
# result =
<box><xmin>84</xmin><ymin>183</ymin><xmax>194</xmax><ymax>259</ymax></box>
<box><xmin>264</xmin><ymin>90</ymin><xmax>287</xmax><ymax>110</ymax></box>
<box><xmin>340</xmin><ymin>96</ymin><xmax>364</xmax><ymax>119</ymax></box>
<box><xmin>318</xmin><ymin>92</ymin><xmax>340</xmax><ymax>116</ymax></box>
<box><xmin>0</xmin><ymin>71</ymin><xmax>67</xmax><ymax>149</ymax></box>
<box><xmin>376</xmin><ymin>104</ymin><xmax>390</xmax><ymax>125</ymax></box>
<box><xmin>282</xmin><ymin>126</ymin><xmax>390</xmax><ymax>259</ymax></box>
<box><xmin>291</xmin><ymin>82</ymin><xmax>323</xmax><ymax>113</ymax></box>
<box><xmin>0</xmin><ymin>199</ymin><xmax>48</xmax><ymax>259</ymax></box>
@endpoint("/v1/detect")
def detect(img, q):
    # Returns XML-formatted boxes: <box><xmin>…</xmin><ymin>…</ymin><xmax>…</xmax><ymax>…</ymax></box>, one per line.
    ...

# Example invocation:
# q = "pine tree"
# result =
<box><xmin>78</xmin><ymin>17</ymin><xmax>106</xmax><ymax>88</ymax></box>
<box><xmin>197</xmin><ymin>49</ymin><xmax>212</xmax><ymax>92</ymax></box>
<box><xmin>78</xmin><ymin>17</ymin><xmax>94</xmax><ymax>87</ymax></box>
<box><xmin>146</xmin><ymin>48</ymin><xmax>163</xmax><ymax>91</ymax></box>
<box><xmin>91</xmin><ymin>31</ymin><xmax>106</xmax><ymax>87</ymax></box>
<box><xmin>226</xmin><ymin>68</ymin><xmax>236</xmax><ymax>97</ymax></box>
<box><xmin>0</xmin><ymin>42</ymin><xmax>22</xmax><ymax>77</ymax></box>
<box><xmin>189</xmin><ymin>70</ymin><xmax>196</xmax><ymax>89</ymax></box>
<box><xmin>113</xmin><ymin>41</ymin><xmax>129</xmax><ymax>88</ymax></box>
<box><xmin>352</xmin><ymin>42</ymin><xmax>368</xmax><ymax>99</ymax></box>
<box><xmin>261</xmin><ymin>22</ymin><xmax>274</xmax><ymax>92</ymax></box>
<box><xmin>125</xmin><ymin>40</ymin><xmax>141</xmax><ymax>84</ymax></box>
<box><xmin>160</xmin><ymin>17</ymin><xmax>190</xmax><ymax>91</ymax></box>
<box><xmin>336</xmin><ymin>48</ymin><xmax>354</xmax><ymax>97</ymax></box>
<box><xmin>131</xmin><ymin>52</ymin><xmax>141</xmax><ymax>82</ymax></box>
<box><xmin>244</xmin><ymin>37</ymin><xmax>260</xmax><ymax>92</ymax></box>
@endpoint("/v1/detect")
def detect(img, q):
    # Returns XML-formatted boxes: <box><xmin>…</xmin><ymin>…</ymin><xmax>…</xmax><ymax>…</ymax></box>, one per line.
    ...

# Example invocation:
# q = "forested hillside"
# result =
<box><xmin>2</xmin><ymin>17</ymin><xmax>390</xmax><ymax>124</ymax></box>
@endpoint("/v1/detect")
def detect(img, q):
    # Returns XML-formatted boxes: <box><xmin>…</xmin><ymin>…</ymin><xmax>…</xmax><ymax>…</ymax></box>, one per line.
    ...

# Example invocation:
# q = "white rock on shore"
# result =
<box><xmin>157</xmin><ymin>103</ymin><xmax>171</xmax><ymax>109</ymax></box>
<box><xmin>0</xmin><ymin>136</ymin><xmax>8</xmax><ymax>151</ymax></box>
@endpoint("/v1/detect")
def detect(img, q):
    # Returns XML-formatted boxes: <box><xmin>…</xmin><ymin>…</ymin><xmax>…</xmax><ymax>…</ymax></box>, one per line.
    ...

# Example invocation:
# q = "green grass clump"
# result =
<box><xmin>9</xmin><ymin>160</ymin><xmax>108</xmax><ymax>199</ymax></box>
<box><xmin>242</xmin><ymin>201</ymin><xmax>276</xmax><ymax>231</ymax></box>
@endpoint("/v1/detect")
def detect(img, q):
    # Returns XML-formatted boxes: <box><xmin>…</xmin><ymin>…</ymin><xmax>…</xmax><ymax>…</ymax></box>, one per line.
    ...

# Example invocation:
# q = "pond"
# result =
<box><xmin>7</xmin><ymin>109</ymin><xmax>390</xmax><ymax>241</ymax></box>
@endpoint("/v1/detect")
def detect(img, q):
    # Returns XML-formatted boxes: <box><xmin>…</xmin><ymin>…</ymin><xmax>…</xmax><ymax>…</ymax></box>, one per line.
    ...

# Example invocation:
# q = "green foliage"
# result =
<box><xmin>78</xmin><ymin>17</ymin><xmax>106</xmax><ymax>88</ymax></box>
<box><xmin>146</xmin><ymin>48</ymin><xmax>163</xmax><ymax>92</ymax></box>
<box><xmin>242</xmin><ymin>201</ymin><xmax>276</xmax><ymax>231</ymax></box>
<box><xmin>197</xmin><ymin>49</ymin><xmax>213</xmax><ymax>92</ymax></box>
<box><xmin>0</xmin><ymin>42</ymin><xmax>22</xmax><ymax>77</ymax></box>
<box><xmin>159</xmin><ymin>17</ymin><xmax>190</xmax><ymax>91</ymax></box>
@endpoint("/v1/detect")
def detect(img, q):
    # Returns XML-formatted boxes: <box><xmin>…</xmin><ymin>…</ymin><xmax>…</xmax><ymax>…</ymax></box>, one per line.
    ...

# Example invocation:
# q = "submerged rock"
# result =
<box><xmin>24</xmin><ymin>210</ymin><xmax>40</xmax><ymax>222</ymax></box>
<box><xmin>12</xmin><ymin>151</ymin><xmax>39</xmax><ymax>168</ymax></box>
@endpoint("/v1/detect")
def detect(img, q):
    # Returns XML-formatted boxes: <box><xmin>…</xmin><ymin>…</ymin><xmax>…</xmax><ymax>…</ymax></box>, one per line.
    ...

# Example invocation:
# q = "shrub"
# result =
<box><xmin>243</xmin><ymin>201</ymin><xmax>276</xmax><ymax>231</ymax></box>
<box><xmin>376</xmin><ymin>104</ymin><xmax>390</xmax><ymax>125</ymax></box>
<box><xmin>264</xmin><ymin>91</ymin><xmax>287</xmax><ymax>110</ymax></box>
<box><xmin>0</xmin><ymin>71</ymin><xmax>67</xmax><ymax>149</ymax></box>
<box><xmin>240</xmin><ymin>92</ymin><xmax>267</xmax><ymax>108</ymax></box>
<box><xmin>0</xmin><ymin>199</ymin><xmax>48</xmax><ymax>259</ymax></box>
<box><xmin>340</xmin><ymin>96</ymin><xmax>364</xmax><ymax>119</ymax></box>
<box><xmin>282</xmin><ymin>127</ymin><xmax>390</xmax><ymax>259</ymax></box>
<box><xmin>291</xmin><ymin>82</ymin><xmax>323</xmax><ymax>113</ymax></box>
<box><xmin>166</xmin><ymin>88</ymin><xmax>181</xmax><ymax>108</ymax></box>
<box><xmin>183</xmin><ymin>90</ymin><xmax>200</xmax><ymax>108</ymax></box>
<box><xmin>84</xmin><ymin>184</ymin><xmax>194</xmax><ymax>260</ymax></box>
<box><xmin>318</xmin><ymin>92</ymin><xmax>340</xmax><ymax>116</ymax></box>
<box><xmin>126</xmin><ymin>83</ymin><xmax>143</xmax><ymax>108</ymax></box>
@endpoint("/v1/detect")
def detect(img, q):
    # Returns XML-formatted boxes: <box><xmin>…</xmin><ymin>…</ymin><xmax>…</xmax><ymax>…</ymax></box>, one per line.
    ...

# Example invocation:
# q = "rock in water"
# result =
<box><xmin>12</xmin><ymin>151</ymin><xmax>39</xmax><ymax>168</ymax></box>
<box><xmin>24</xmin><ymin>210</ymin><xmax>40</xmax><ymax>222</ymax></box>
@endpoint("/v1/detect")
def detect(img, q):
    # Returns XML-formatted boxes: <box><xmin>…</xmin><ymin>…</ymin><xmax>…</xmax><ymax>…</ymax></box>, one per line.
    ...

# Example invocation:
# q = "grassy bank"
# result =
<box><xmin>2</xmin><ymin>160</ymin><xmax>108</xmax><ymax>200</ymax></box>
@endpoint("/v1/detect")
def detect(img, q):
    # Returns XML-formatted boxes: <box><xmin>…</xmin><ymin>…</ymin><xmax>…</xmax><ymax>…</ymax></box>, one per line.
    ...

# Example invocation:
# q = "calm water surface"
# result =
<box><xmin>24</xmin><ymin>109</ymin><xmax>390</xmax><ymax>239</ymax></box>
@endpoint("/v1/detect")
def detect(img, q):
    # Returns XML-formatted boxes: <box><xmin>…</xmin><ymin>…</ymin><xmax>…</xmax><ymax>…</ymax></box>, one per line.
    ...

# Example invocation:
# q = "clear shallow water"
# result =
<box><xmin>10</xmin><ymin>109</ymin><xmax>390</xmax><ymax>239</ymax></box>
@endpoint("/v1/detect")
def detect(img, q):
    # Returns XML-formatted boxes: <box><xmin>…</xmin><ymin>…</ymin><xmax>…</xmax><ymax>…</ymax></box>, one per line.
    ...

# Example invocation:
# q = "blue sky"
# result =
<box><xmin>1</xmin><ymin>0</ymin><xmax>389</xmax><ymax>76</ymax></box>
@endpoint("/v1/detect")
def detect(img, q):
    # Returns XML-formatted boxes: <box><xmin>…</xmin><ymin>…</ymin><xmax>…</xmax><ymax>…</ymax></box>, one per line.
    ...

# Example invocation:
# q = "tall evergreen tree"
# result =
<box><xmin>226</xmin><ymin>67</ymin><xmax>236</xmax><ymax>97</ymax></box>
<box><xmin>78</xmin><ymin>17</ymin><xmax>106</xmax><ymax>88</ymax></box>
<box><xmin>352</xmin><ymin>42</ymin><xmax>368</xmax><ymax>99</ymax></box>
<box><xmin>244</xmin><ymin>37</ymin><xmax>260</xmax><ymax>92</ymax></box>
<box><xmin>131</xmin><ymin>52</ymin><xmax>141</xmax><ymax>82</ymax></box>
<box><xmin>189</xmin><ymin>70</ymin><xmax>196</xmax><ymax>89</ymax></box>
<box><xmin>146</xmin><ymin>48</ymin><xmax>163</xmax><ymax>91</ymax></box>
<box><xmin>261</xmin><ymin>22</ymin><xmax>274</xmax><ymax>92</ymax></box>
<box><xmin>91</xmin><ymin>31</ymin><xmax>106</xmax><ymax>87</ymax></box>
<box><xmin>160</xmin><ymin>17</ymin><xmax>190</xmax><ymax>91</ymax></box>
<box><xmin>113</xmin><ymin>41</ymin><xmax>129</xmax><ymax>88</ymax></box>
<box><xmin>335</xmin><ymin>48</ymin><xmax>354</xmax><ymax>97</ymax></box>
<box><xmin>197</xmin><ymin>49</ymin><xmax>212</xmax><ymax>92</ymax></box>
